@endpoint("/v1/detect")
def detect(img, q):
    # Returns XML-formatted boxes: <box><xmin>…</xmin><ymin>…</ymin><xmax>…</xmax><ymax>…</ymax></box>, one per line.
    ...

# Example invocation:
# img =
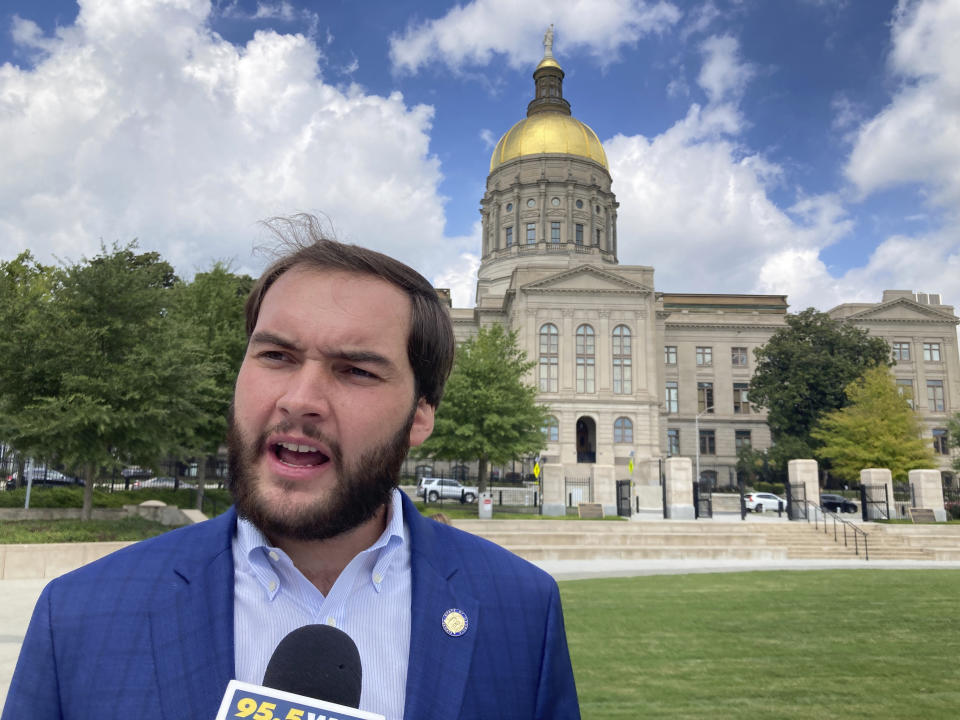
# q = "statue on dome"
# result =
<box><xmin>543</xmin><ymin>25</ymin><xmax>554</xmax><ymax>58</ymax></box>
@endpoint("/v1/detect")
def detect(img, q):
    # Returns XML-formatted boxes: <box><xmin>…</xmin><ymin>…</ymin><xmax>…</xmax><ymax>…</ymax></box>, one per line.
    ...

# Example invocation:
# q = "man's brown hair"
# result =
<box><xmin>246</xmin><ymin>214</ymin><xmax>455</xmax><ymax>408</ymax></box>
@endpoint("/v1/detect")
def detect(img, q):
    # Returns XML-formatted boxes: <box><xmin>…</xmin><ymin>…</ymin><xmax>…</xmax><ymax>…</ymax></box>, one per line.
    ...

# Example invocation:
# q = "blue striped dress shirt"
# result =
<box><xmin>232</xmin><ymin>489</ymin><xmax>411</xmax><ymax>719</ymax></box>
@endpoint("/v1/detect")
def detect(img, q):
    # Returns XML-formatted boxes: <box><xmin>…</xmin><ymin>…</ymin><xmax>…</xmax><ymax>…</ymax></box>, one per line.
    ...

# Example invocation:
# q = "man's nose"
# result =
<box><xmin>276</xmin><ymin>363</ymin><xmax>332</xmax><ymax>418</ymax></box>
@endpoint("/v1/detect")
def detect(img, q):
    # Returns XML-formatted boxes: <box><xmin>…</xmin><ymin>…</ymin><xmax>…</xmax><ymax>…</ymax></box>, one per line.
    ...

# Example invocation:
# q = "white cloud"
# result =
<box><xmin>697</xmin><ymin>35</ymin><xmax>754</xmax><ymax>104</ymax></box>
<box><xmin>0</xmin><ymin>0</ymin><xmax>467</xmax><ymax>283</ymax></box>
<box><xmin>432</xmin><ymin>221</ymin><xmax>483</xmax><ymax>308</ymax></box>
<box><xmin>845</xmin><ymin>0</ymin><xmax>960</xmax><ymax>207</ymax></box>
<box><xmin>389</xmin><ymin>0</ymin><xmax>681</xmax><ymax>74</ymax></box>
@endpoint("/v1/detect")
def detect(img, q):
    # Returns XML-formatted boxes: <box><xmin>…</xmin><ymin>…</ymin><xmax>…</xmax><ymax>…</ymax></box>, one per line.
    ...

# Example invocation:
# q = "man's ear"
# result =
<box><xmin>408</xmin><ymin>397</ymin><xmax>435</xmax><ymax>447</ymax></box>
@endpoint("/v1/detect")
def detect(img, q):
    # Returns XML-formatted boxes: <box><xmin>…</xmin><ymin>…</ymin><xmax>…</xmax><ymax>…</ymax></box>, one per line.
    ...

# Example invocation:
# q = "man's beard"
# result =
<box><xmin>226</xmin><ymin>405</ymin><xmax>415</xmax><ymax>541</ymax></box>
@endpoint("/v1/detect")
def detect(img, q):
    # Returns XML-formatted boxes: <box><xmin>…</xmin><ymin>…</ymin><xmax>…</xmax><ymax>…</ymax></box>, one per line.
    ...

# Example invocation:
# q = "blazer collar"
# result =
<box><xmin>150</xmin><ymin>508</ymin><xmax>237</xmax><ymax>720</ymax></box>
<box><xmin>401</xmin><ymin>494</ymin><xmax>479</xmax><ymax>720</ymax></box>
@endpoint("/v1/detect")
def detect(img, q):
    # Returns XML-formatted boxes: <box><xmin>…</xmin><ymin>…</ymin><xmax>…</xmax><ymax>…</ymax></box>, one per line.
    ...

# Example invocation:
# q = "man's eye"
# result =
<box><xmin>348</xmin><ymin>367</ymin><xmax>377</xmax><ymax>379</ymax></box>
<box><xmin>259</xmin><ymin>350</ymin><xmax>288</xmax><ymax>362</ymax></box>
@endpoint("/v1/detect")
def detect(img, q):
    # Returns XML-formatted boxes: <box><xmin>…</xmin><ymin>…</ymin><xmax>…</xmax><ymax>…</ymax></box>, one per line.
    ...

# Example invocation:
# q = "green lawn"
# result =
<box><xmin>0</xmin><ymin>516</ymin><xmax>177</xmax><ymax>543</ymax></box>
<box><xmin>561</xmin><ymin>570</ymin><xmax>960</xmax><ymax>719</ymax></box>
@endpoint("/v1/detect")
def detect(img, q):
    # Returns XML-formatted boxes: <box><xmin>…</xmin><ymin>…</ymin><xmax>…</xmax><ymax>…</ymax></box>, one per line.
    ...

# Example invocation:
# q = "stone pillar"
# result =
<box><xmin>909</xmin><ymin>469</ymin><xmax>946</xmax><ymax>522</ymax></box>
<box><xmin>540</xmin><ymin>463</ymin><xmax>565</xmax><ymax>517</ymax></box>
<box><xmin>629</xmin><ymin>459</ymin><xmax>663</xmax><ymax>520</ymax></box>
<box><xmin>860</xmin><ymin>468</ymin><xmax>897</xmax><ymax>519</ymax></box>
<box><xmin>593</xmin><ymin>464</ymin><xmax>616</xmax><ymax>517</ymax></box>
<box><xmin>664</xmin><ymin>456</ymin><xmax>694</xmax><ymax>520</ymax></box>
<box><xmin>787</xmin><ymin>459</ymin><xmax>820</xmax><ymax>519</ymax></box>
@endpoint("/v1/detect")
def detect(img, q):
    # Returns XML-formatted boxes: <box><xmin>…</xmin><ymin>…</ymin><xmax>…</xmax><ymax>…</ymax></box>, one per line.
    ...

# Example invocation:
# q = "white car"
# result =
<box><xmin>417</xmin><ymin>477</ymin><xmax>478</xmax><ymax>503</ymax></box>
<box><xmin>744</xmin><ymin>492</ymin><xmax>786</xmax><ymax>513</ymax></box>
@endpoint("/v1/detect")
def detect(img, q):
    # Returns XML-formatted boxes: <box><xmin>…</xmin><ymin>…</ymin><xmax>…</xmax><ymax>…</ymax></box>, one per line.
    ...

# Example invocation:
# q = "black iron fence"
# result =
<box><xmin>785</xmin><ymin>482</ymin><xmax>807</xmax><ymax>520</ymax></box>
<box><xmin>564</xmin><ymin>477</ymin><xmax>593</xmax><ymax>508</ymax></box>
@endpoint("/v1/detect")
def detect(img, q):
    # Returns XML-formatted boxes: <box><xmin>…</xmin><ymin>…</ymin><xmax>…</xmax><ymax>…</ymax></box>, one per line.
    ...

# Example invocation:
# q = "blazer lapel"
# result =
<box><xmin>402</xmin><ymin>497</ymin><xmax>479</xmax><ymax>720</ymax></box>
<box><xmin>150</xmin><ymin>509</ymin><xmax>237</xmax><ymax>720</ymax></box>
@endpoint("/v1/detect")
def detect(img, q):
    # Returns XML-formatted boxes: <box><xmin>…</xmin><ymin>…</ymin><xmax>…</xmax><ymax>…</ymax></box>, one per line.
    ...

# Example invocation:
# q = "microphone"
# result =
<box><xmin>263</xmin><ymin>625</ymin><xmax>363</xmax><ymax>708</ymax></box>
<box><xmin>215</xmin><ymin>625</ymin><xmax>384</xmax><ymax>720</ymax></box>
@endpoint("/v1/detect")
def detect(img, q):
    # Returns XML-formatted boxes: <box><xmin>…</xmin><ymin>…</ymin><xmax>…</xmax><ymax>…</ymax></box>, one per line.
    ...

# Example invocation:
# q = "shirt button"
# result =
<box><xmin>268</xmin><ymin>551</ymin><xmax>279</xmax><ymax>562</ymax></box>
<box><xmin>268</xmin><ymin>581</ymin><xmax>277</xmax><ymax>592</ymax></box>
<box><xmin>373</xmin><ymin>572</ymin><xmax>383</xmax><ymax>584</ymax></box>
<box><xmin>326</xmin><ymin>616</ymin><xmax>336</xmax><ymax>627</ymax></box>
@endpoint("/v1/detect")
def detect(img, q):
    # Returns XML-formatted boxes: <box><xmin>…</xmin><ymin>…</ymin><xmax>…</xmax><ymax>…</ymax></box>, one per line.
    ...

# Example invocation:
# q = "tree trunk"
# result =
<box><xmin>81</xmin><ymin>463</ymin><xmax>95</xmax><ymax>521</ymax></box>
<box><xmin>477</xmin><ymin>455</ymin><xmax>489</xmax><ymax>495</ymax></box>
<box><xmin>195</xmin><ymin>455</ymin><xmax>207</xmax><ymax>512</ymax></box>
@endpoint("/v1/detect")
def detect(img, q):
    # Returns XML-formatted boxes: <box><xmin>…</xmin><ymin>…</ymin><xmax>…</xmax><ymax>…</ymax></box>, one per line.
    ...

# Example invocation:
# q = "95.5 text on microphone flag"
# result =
<box><xmin>215</xmin><ymin>680</ymin><xmax>385</xmax><ymax>720</ymax></box>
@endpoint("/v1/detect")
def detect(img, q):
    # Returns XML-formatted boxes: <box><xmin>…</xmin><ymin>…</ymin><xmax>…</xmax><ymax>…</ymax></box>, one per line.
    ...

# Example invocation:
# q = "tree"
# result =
<box><xmin>749</xmin><ymin>308</ymin><xmax>890</xmax><ymax>465</ymax></box>
<box><xmin>167</xmin><ymin>263</ymin><xmax>252</xmax><ymax>509</ymax></box>
<box><xmin>948</xmin><ymin>413</ymin><xmax>960</xmax><ymax>477</ymax></box>
<box><xmin>0</xmin><ymin>244</ymin><xmax>219</xmax><ymax>519</ymax></box>
<box><xmin>415</xmin><ymin>325</ymin><xmax>548</xmax><ymax>493</ymax></box>
<box><xmin>811</xmin><ymin>366</ymin><xmax>935</xmax><ymax>483</ymax></box>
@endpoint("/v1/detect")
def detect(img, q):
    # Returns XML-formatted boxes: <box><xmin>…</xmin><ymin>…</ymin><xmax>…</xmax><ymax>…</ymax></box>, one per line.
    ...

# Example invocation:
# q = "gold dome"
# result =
<box><xmin>489</xmin><ymin>112</ymin><xmax>608</xmax><ymax>172</ymax></box>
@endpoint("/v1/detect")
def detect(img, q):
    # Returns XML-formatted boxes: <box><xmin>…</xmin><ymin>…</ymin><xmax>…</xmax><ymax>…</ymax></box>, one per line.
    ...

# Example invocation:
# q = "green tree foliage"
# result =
<box><xmin>0</xmin><ymin>244</ymin><xmax>220</xmax><ymax>519</ymax></box>
<box><xmin>415</xmin><ymin>325</ymin><xmax>548</xmax><ymax>493</ymax></box>
<box><xmin>749</xmin><ymin>308</ymin><xmax>890</xmax><ymax>465</ymax></box>
<box><xmin>811</xmin><ymin>366</ymin><xmax>935</xmax><ymax>483</ymax></box>
<box><xmin>948</xmin><ymin>414</ymin><xmax>960</xmax><ymax>476</ymax></box>
<box><xmin>167</xmin><ymin>263</ymin><xmax>252</xmax><ymax>508</ymax></box>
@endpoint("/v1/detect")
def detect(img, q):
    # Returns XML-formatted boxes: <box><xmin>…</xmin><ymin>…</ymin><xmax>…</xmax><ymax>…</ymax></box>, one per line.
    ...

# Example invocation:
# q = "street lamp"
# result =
<box><xmin>694</xmin><ymin>405</ymin><xmax>714</xmax><ymax>485</ymax></box>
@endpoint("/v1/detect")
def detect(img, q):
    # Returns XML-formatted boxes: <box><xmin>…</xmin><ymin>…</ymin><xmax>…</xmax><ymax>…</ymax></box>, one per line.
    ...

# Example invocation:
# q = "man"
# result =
<box><xmin>3</xmin><ymin>215</ymin><xmax>580</xmax><ymax>720</ymax></box>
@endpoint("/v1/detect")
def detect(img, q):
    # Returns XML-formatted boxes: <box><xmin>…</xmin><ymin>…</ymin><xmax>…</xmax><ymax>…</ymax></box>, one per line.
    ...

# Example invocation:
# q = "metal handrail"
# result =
<box><xmin>801</xmin><ymin>499</ymin><xmax>869</xmax><ymax>560</ymax></box>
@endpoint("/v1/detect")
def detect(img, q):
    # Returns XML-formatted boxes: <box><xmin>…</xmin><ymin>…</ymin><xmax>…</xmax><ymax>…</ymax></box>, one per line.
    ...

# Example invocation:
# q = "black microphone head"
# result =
<box><xmin>262</xmin><ymin>624</ymin><xmax>362</xmax><ymax>708</ymax></box>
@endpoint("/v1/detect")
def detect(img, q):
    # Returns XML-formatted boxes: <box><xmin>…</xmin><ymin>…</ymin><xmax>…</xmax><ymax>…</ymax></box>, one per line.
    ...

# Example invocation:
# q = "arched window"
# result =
<box><xmin>612</xmin><ymin>324</ymin><xmax>632</xmax><ymax>394</ymax></box>
<box><xmin>539</xmin><ymin>324</ymin><xmax>558</xmax><ymax>392</ymax></box>
<box><xmin>614</xmin><ymin>417</ymin><xmax>633</xmax><ymax>444</ymax></box>
<box><xmin>576</xmin><ymin>324</ymin><xmax>595</xmax><ymax>393</ymax></box>
<box><xmin>543</xmin><ymin>416</ymin><xmax>559</xmax><ymax>442</ymax></box>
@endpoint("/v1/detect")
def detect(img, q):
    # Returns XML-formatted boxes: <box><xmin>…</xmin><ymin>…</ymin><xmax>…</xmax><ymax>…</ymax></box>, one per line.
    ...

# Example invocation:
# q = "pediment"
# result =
<box><xmin>520</xmin><ymin>266</ymin><xmax>653</xmax><ymax>295</ymax></box>
<box><xmin>846</xmin><ymin>298</ymin><xmax>958</xmax><ymax>324</ymax></box>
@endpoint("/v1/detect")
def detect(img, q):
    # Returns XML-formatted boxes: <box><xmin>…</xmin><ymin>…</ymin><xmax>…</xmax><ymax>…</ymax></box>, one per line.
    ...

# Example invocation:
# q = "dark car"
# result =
<box><xmin>11</xmin><ymin>468</ymin><xmax>83</xmax><ymax>486</ymax></box>
<box><xmin>820</xmin><ymin>493</ymin><xmax>858</xmax><ymax>513</ymax></box>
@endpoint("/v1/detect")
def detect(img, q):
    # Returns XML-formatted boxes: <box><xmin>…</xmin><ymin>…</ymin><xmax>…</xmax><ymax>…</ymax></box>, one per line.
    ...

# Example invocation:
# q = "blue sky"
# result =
<box><xmin>2</xmin><ymin>0</ymin><xmax>959</xmax><ymax>313</ymax></box>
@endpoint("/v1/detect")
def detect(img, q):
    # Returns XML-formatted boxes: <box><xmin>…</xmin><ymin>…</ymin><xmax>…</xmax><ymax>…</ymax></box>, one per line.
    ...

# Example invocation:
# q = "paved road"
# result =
<box><xmin>5</xmin><ymin>557</ymin><xmax>960</xmax><ymax>709</ymax></box>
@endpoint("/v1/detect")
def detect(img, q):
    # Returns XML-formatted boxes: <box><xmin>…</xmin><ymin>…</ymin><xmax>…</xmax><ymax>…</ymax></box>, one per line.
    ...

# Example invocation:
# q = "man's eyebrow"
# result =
<box><xmin>249</xmin><ymin>331</ymin><xmax>300</xmax><ymax>351</ymax></box>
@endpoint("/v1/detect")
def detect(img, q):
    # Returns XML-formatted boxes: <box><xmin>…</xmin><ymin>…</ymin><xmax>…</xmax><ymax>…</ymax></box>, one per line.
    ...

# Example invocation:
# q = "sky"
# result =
<box><xmin>1</xmin><ymin>0</ymin><xmax>959</xmax><ymax>314</ymax></box>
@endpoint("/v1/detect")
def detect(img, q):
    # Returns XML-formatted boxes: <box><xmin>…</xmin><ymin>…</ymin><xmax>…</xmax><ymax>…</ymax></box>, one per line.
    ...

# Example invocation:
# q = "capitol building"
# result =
<box><xmin>436</xmin><ymin>40</ymin><xmax>959</xmax><ymax>513</ymax></box>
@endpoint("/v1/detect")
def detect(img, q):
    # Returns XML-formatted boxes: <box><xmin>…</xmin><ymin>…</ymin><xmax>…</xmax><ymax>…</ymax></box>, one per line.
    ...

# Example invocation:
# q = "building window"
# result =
<box><xmin>543</xmin><ymin>416</ymin><xmax>559</xmax><ymax>443</ymax></box>
<box><xmin>699</xmin><ymin>429</ymin><xmax>716</xmax><ymax>455</ymax></box>
<box><xmin>735</xmin><ymin>430</ymin><xmax>752</xmax><ymax>451</ymax></box>
<box><xmin>896</xmin><ymin>378</ymin><xmax>914</xmax><ymax>409</ymax></box>
<box><xmin>576</xmin><ymin>199</ymin><xmax>583</xmax><ymax>209</ymax></box>
<box><xmin>551</xmin><ymin>221</ymin><xmax>561</xmax><ymax>243</ymax></box>
<box><xmin>505</xmin><ymin>226</ymin><xmax>513</xmax><ymax>247</ymax></box>
<box><xmin>526</xmin><ymin>223</ymin><xmax>536</xmax><ymax>244</ymax></box>
<box><xmin>576</xmin><ymin>324</ymin><xmax>596</xmax><ymax>393</ymax></box>
<box><xmin>733</xmin><ymin>383</ymin><xmax>750</xmax><ymax>414</ymax></box>
<box><xmin>614</xmin><ymin>417</ymin><xmax>633</xmax><ymax>444</ymax></box>
<box><xmin>526</xmin><ymin>198</ymin><xmax>536</xmax><ymax>208</ymax></box>
<box><xmin>505</xmin><ymin>202</ymin><xmax>513</xmax><ymax>213</ymax></box>
<box><xmin>596</xmin><ymin>228</ymin><xmax>602</xmax><ymax>245</ymax></box>
<box><xmin>696</xmin><ymin>346</ymin><xmax>713</xmax><ymax>366</ymax></box>
<box><xmin>612</xmin><ymin>325</ymin><xmax>632</xmax><ymax>394</ymax></box>
<box><xmin>575</xmin><ymin>223</ymin><xmax>583</xmax><ymax>245</ymax></box>
<box><xmin>664</xmin><ymin>345</ymin><xmax>677</xmax><ymax>365</ymax></box>
<box><xmin>667</xmin><ymin>428</ymin><xmax>680</xmax><ymax>456</ymax></box>
<box><xmin>731</xmin><ymin>346</ymin><xmax>748</xmax><ymax>367</ymax></box>
<box><xmin>697</xmin><ymin>382</ymin><xmax>714</xmax><ymax>413</ymax></box>
<box><xmin>923</xmin><ymin>342</ymin><xmax>942</xmax><ymax>362</ymax></box>
<box><xmin>933</xmin><ymin>428</ymin><xmax>949</xmax><ymax>455</ymax></box>
<box><xmin>665</xmin><ymin>381</ymin><xmax>678</xmax><ymax>414</ymax></box>
<box><xmin>892</xmin><ymin>342</ymin><xmax>910</xmax><ymax>362</ymax></box>
<box><xmin>927</xmin><ymin>380</ymin><xmax>945</xmax><ymax>411</ymax></box>
<box><xmin>538</xmin><ymin>324</ymin><xmax>558</xmax><ymax>392</ymax></box>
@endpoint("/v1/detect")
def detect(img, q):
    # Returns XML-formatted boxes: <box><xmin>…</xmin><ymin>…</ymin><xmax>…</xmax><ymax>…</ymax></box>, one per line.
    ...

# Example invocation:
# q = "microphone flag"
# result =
<box><xmin>215</xmin><ymin>679</ymin><xmax>385</xmax><ymax>720</ymax></box>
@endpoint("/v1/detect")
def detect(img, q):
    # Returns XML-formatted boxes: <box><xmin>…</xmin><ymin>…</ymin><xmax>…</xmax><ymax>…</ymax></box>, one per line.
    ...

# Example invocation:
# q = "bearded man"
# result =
<box><xmin>4</xmin><ymin>215</ymin><xmax>580</xmax><ymax>720</ymax></box>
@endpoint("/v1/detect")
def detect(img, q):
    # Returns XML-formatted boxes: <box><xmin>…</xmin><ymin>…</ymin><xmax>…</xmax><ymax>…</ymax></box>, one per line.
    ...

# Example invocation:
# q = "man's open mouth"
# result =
<box><xmin>272</xmin><ymin>441</ymin><xmax>330</xmax><ymax>467</ymax></box>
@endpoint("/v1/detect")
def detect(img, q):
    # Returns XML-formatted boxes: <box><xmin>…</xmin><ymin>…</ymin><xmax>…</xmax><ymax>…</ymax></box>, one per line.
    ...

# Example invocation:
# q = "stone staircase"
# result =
<box><xmin>451</xmin><ymin>517</ymin><xmax>960</xmax><ymax>563</ymax></box>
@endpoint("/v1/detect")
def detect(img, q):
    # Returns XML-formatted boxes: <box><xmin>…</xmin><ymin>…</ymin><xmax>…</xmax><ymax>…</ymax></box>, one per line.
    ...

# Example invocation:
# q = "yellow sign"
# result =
<box><xmin>533</xmin><ymin>461</ymin><xmax>541</xmax><ymax>479</ymax></box>
<box><xmin>628</xmin><ymin>458</ymin><xmax>634</xmax><ymax>474</ymax></box>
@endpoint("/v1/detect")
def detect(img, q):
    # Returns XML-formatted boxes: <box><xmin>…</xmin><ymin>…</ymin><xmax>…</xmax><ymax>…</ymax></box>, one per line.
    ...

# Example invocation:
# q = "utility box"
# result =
<box><xmin>478</xmin><ymin>492</ymin><xmax>493</xmax><ymax>519</ymax></box>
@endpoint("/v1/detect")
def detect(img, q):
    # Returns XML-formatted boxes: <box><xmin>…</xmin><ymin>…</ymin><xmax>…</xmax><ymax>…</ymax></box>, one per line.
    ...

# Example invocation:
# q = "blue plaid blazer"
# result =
<box><xmin>3</xmin><ymin>494</ymin><xmax>580</xmax><ymax>719</ymax></box>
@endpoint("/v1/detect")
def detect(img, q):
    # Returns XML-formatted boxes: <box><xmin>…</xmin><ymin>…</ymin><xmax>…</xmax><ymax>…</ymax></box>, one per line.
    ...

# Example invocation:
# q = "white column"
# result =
<box><xmin>664</xmin><ymin>456</ymin><xmax>694</xmax><ymax>519</ymax></box>
<box><xmin>909</xmin><ymin>469</ymin><xmax>946</xmax><ymax>522</ymax></box>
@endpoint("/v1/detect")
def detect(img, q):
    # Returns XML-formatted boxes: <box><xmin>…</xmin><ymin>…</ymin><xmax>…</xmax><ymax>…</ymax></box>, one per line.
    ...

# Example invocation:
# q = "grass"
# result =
<box><xmin>0</xmin><ymin>485</ymin><xmax>233</xmax><ymax>510</ymax></box>
<box><xmin>560</xmin><ymin>570</ymin><xmax>960</xmax><ymax>720</ymax></box>
<box><xmin>0</xmin><ymin>516</ymin><xmax>178</xmax><ymax>543</ymax></box>
<box><xmin>415</xmin><ymin>501</ymin><xmax>626</xmax><ymax>521</ymax></box>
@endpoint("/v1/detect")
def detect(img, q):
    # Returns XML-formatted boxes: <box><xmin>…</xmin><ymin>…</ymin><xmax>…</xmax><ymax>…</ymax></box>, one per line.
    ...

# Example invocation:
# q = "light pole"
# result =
<box><xmin>694</xmin><ymin>405</ymin><xmax>714</xmax><ymax>485</ymax></box>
